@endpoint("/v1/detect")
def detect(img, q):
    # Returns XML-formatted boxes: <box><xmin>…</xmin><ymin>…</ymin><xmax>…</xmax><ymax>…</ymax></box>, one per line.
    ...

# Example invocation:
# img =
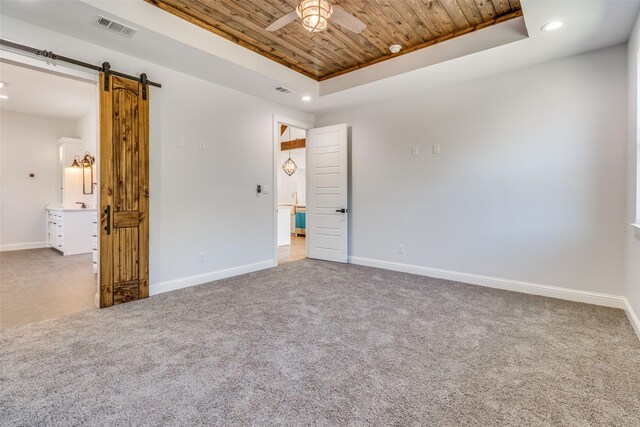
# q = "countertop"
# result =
<box><xmin>46</xmin><ymin>205</ymin><xmax>97</xmax><ymax>212</ymax></box>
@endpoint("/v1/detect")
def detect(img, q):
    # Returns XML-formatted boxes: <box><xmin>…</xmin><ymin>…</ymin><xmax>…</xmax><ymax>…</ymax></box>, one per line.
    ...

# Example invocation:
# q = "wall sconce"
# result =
<box><xmin>71</xmin><ymin>152</ymin><xmax>96</xmax><ymax>194</ymax></box>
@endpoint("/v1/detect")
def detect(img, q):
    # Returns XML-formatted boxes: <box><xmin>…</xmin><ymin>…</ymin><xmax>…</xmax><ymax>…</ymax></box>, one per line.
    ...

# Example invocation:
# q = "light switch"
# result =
<box><xmin>178</xmin><ymin>136</ymin><xmax>185</xmax><ymax>148</ymax></box>
<box><xmin>411</xmin><ymin>146</ymin><xmax>419</xmax><ymax>157</ymax></box>
<box><xmin>433</xmin><ymin>144</ymin><xmax>441</xmax><ymax>155</ymax></box>
<box><xmin>262</xmin><ymin>185</ymin><xmax>270</xmax><ymax>194</ymax></box>
<box><xmin>198</xmin><ymin>139</ymin><xmax>206</xmax><ymax>150</ymax></box>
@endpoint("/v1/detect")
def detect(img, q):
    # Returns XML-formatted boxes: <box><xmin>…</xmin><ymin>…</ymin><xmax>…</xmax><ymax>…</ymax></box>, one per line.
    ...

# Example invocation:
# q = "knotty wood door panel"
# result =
<box><xmin>100</xmin><ymin>74</ymin><xmax>149</xmax><ymax>308</ymax></box>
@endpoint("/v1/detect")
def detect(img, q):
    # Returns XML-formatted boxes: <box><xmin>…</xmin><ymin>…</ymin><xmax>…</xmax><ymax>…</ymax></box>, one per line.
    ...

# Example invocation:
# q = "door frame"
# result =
<box><xmin>0</xmin><ymin>51</ymin><xmax>102</xmax><ymax>306</ymax></box>
<box><xmin>272</xmin><ymin>115</ymin><xmax>314</xmax><ymax>265</ymax></box>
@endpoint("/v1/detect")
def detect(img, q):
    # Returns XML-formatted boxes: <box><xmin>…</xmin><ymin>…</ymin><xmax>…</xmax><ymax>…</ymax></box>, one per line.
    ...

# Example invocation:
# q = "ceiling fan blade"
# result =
<box><xmin>331</xmin><ymin>7</ymin><xmax>366</xmax><ymax>34</ymax></box>
<box><xmin>265</xmin><ymin>10</ymin><xmax>297</xmax><ymax>32</ymax></box>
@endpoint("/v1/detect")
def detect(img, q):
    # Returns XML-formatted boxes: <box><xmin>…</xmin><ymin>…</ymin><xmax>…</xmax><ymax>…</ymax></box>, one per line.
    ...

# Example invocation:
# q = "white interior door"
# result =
<box><xmin>306</xmin><ymin>123</ymin><xmax>348</xmax><ymax>263</ymax></box>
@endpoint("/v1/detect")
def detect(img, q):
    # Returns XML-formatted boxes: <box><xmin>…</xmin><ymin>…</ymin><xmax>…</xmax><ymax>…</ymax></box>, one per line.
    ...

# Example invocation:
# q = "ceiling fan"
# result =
<box><xmin>265</xmin><ymin>0</ymin><xmax>366</xmax><ymax>34</ymax></box>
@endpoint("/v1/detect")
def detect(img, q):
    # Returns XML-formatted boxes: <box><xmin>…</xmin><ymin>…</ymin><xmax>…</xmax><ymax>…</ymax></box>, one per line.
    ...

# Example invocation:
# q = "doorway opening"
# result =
<box><xmin>0</xmin><ymin>59</ymin><xmax>99</xmax><ymax>329</ymax></box>
<box><xmin>276</xmin><ymin>123</ymin><xmax>307</xmax><ymax>265</ymax></box>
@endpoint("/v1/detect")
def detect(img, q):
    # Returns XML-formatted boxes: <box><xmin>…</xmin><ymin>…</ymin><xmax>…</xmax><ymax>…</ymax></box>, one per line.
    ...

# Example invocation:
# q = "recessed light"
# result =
<box><xmin>0</xmin><ymin>82</ymin><xmax>5</xmax><ymax>88</ymax></box>
<box><xmin>542</xmin><ymin>21</ymin><xmax>564</xmax><ymax>32</ymax></box>
<box><xmin>389</xmin><ymin>44</ymin><xmax>402</xmax><ymax>54</ymax></box>
<box><xmin>301</xmin><ymin>96</ymin><xmax>311</xmax><ymax>101</ymax></box>
<box><xmin>0</xmin><ymin>95</ymin><xmax>8</xmax><ymax>100</ymax></box>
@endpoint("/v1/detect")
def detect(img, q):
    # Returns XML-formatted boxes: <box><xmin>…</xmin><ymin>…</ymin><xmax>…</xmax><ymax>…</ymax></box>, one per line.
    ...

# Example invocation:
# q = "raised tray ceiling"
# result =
<box><xmin>146</xmin><ymin>0</ymin><xmax>523</xmax><ymax>81</ymax></box>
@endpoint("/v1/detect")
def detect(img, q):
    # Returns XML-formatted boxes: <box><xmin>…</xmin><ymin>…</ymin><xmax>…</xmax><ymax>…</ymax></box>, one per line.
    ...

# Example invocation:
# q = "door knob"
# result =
<box><xmin>335</xmin><ymin>208</ymin><xmax>347</xmax><ymax>213</ymax></box>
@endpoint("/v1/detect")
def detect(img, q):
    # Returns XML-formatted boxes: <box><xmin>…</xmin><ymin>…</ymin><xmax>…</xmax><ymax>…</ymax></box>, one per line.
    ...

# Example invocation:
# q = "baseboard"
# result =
<box><xmin>150</xmin><ymin>259</ymin><xmax>276</xmax><ymax>296</ymax></box>
<box><xmin>0</xmin><ymin>241</ymin><xmax>48</xmax><ymax>252</ymax></box>
<box><xmin>348</xmin><ymin>256</ymin><xmax>625</xmax><ymax>309</ymax></box>
<box><xmin>624</xmin><ymin>298</ymin><xmax>640</xmax><ymax>340</ymax></box>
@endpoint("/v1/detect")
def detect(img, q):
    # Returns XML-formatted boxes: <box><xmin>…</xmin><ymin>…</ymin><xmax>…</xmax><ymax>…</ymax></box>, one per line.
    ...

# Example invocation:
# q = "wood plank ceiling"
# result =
<box><xmin>145</xmin><ymin>0</ymin><xmax>523</xmax><ymax>81</ymax></box>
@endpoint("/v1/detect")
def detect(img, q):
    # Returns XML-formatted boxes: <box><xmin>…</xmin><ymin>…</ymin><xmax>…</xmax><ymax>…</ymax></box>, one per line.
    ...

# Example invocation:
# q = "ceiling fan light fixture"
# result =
<box><xmin>297</xmin><ymin>0</ymin><xmax>333</xmax><ymax>32</ymax></box>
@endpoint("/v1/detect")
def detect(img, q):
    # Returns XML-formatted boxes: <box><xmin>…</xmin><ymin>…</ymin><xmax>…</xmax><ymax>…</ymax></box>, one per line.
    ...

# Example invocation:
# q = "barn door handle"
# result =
<box><xmin>336</xmin><ymin>208</ymin><xmax>347</xmax><ymax>213</ymax></box>
<box><xmin>104</xmin><ymin>205</ymin><xmax>111</xmax><ymax>235</ymax></box>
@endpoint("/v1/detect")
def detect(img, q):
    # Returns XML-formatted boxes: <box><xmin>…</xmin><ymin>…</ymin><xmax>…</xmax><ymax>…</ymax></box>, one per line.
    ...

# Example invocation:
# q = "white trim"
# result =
<box><xmin>0</xmin><ymin>241</ymin><xmax>49</xmax><ymax>252</ymax></box>
<box><xmin>624</xmin><ymin>298</ymin><xmax>640</xmax><ymax>339</ymax></box>
<box><xmin>150</xmin><ymin>259</ymin><xmax>276</xmax><ymax>296</ymax></box>
<box><xmin>272</xmin><ymin>115</ymin><xmax>313</xmax><ymax>266</ymax></box>
<box><xmin>630</xmin><ymin>223</ymin><xmax>640</xmax><ymax>236</ymax></box>
<box><xmin>348</xmin><ymin>256</ymin><xmax>626</xmax><ymax>309</ymax></box>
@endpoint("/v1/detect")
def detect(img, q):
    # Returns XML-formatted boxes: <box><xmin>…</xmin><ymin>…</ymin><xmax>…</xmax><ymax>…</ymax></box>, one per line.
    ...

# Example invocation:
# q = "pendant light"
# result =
<box><xmin>282</xmin><ymin>126</ymin><xmax>297</xmax><ymax>176</ymax></box>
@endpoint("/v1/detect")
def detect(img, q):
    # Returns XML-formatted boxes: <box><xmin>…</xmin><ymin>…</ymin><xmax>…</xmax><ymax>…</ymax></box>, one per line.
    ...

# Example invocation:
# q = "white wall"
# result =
<box><xmin>0</xmin><ymin>16</ymin><xmax>313</xmax><ymax>287</ymax></box>
<box><xmin>625</xmin><ymin>13</ymin><xmax>640</xmax><ymax>331</ymax></box>
<box><xmin>317</xmin><ymin>45</ymin><xmax>628</xmax><ymax>297</ymax></box>
<box><xmin>0</xmin><ymin>111</ymin><xmax>77</xmax><ymax>250</ymax></box>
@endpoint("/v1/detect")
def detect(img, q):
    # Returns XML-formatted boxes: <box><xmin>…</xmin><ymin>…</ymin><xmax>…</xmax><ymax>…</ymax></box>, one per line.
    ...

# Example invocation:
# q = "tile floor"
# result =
<box><xmin>278</xmin><ymin>235</ymin><xmax>306</xmax><ymax>265</ymax></box>
<box><xmin>0</xmin><ymin>248</ymin><xmax>96</xmax><ymax>329</ymax></box>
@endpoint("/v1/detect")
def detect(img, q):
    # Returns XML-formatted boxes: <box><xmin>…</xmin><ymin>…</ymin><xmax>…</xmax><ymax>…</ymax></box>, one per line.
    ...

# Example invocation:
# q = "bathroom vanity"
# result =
<box><xmin>47</xmin><ymin>207</ymin><xmax>96</xmax><ymax>256</ymax></box>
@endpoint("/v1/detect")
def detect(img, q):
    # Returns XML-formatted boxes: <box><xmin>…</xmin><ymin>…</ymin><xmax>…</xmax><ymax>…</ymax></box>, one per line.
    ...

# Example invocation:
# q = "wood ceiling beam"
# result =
<box><xmin>281</xmin><ymin>138</ymin><xmax>306</xmax><ymax>150</ymax></box>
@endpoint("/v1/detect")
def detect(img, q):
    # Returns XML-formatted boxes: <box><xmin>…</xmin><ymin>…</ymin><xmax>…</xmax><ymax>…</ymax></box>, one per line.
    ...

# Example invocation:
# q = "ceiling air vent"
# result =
<box><xmin>274</xmin><ymin>86</ymin><xmax>294</xmax><ymax>94</ymax></box>
<box><xmin>94</xmin><ymin>15</ymin><xmax>138</xmax><ymax>38</ymax></box>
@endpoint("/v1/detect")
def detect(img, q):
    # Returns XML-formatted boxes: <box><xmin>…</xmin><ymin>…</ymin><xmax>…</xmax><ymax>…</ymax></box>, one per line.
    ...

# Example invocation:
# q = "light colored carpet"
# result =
<box><xmin>1</xmin><ymin>259</ymin><xmax>639</xmax><ymax>426</ymax></box>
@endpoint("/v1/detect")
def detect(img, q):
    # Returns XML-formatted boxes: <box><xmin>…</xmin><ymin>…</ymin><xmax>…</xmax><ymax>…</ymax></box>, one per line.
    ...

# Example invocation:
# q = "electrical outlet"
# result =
<box><xmin>411</xmin><ymin>146</ymin><xmax>419</xmax><ymax>157</ymax></box>
<box><xmin>433</xmin><ymin>144</ymin><xmax>441</xmax><ymax>155</ymax></box>
<box><xmin>198</xmin><ymin>139</ymin><xmax>206</xmax><ymax>150</ymax></box>
<box><xmin>199</xmin><ymin>251</ymin><xmax>206</xmax><ymax>263</ymax></box>
<box><xmin>262</xmin><ymin>185</ymin><xmax>270</xmax><ymax>194</ymax></box>
<box><xmin>398</xmin><ymin>244</ymin><xmax>404</xmax><ymax>254</ymax></box>
<box><xmin>178</xmin><ymin>136</ymin><xmax>185</xmax><ymax>148</ymax></box>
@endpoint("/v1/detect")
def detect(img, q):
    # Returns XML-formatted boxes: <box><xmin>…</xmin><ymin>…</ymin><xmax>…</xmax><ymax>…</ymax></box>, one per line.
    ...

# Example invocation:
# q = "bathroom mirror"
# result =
<box><xmin>73</xmin><ymin>152</ymin><xmax>95</xmax><ymax>195</ymax></box>
<box><xmin>82</xmin><ymin>162</ymin><xmax>95</xmax><ymax>194</ymax></box>
<box><xmin>82</xmin><ymin>153</ymin><xmax>96</xmax><ymax>194</ymax></box>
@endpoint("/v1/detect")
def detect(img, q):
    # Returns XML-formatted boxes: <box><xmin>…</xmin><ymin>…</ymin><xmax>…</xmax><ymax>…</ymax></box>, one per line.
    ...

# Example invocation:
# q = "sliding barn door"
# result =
<box><xmin>306</xmin><ymin>123</ymin><xmax>348</xmax><ymax>263</ymax></box>
<box><xmin>99</xmin><ymin>74</ymin><xmax>149</xmax><ymax>307</ymax></box>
